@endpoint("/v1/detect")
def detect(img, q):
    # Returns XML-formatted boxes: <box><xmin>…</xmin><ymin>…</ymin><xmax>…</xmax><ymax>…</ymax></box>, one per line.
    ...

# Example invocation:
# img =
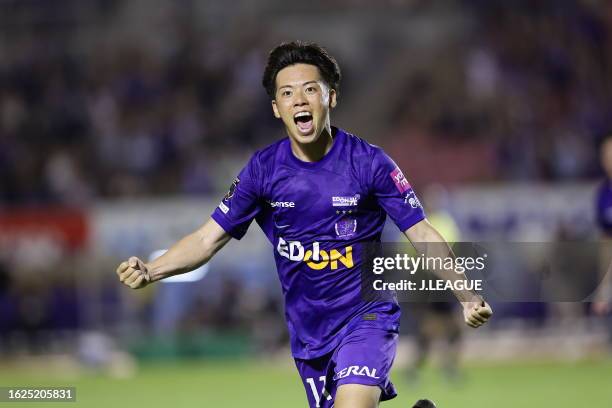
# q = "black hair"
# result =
<box><xmin>262</xmin><ymin>41</ymin><xmax>341</xmax><ymax>99</ymax></box>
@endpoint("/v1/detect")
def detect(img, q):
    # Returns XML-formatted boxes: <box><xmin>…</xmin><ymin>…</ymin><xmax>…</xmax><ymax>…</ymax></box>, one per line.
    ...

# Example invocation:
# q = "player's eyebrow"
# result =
<box><xmin>278</xmin><ymin>80</ymin><xmax>319</xmax><ymax>90</ymax></box>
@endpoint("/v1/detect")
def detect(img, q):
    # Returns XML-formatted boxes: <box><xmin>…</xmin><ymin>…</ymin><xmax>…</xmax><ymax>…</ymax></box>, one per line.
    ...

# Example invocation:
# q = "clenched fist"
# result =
<box><xmin>116</xmin><ymin>256</ymin><xmax>151</xmax><ymax>289</ymax></box>
<box><xmin>462</xmin><ymin>299</ymin><xmax>493</xmax><ymax>328</ymax></box>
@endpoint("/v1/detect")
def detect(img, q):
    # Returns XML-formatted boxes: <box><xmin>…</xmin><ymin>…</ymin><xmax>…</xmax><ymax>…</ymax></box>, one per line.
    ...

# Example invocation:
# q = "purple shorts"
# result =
<box><xmin>294</xmin><ymin>327</ymin><xmax>398</xmax><ymax>408</ymax></box>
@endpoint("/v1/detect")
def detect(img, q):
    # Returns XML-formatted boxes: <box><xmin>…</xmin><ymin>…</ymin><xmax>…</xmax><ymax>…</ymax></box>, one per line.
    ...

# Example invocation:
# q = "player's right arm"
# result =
<box><xmin>117</xmin><ymin>152</ymin><xmax>264</xmax><ymax>289</ymax></box>
<box><xmin>116</xmin><ymin>218</ymin><xmax>231</xmax><ymax>289</ymax></box>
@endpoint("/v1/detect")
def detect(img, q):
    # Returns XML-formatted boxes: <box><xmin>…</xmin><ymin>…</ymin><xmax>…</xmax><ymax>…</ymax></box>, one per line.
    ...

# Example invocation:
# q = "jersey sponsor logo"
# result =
<box><xmin>404</xmin><ymin>191</ymin><xmax>422</xmax><ymax>209</ymax></box>
<box><xmin>269</xmin><ymin>201</ymin><xmax>295</xmax><ymax>208</ymax></box>
<box><xmin>276</xmin><ymin>237</ymin><xmax>353</xmax><ymax>270</ymax></box>
<box><xmin>223</xmin><ymin>177</ymin><xmax>240</xmax><ymax>201</ymax></box>
<box><xmin>390</xmin><ymin>167</ymin><xmax>410</xmax><ymax>193</ymax></box>
<box><xmin>333</xmin><ymin>365</ymin><xmax>381</xmax><ymax>381</ymax></box>
<box><xmin>332</xmin><ymin>194</ymin><xmax>360</xmax><ymax>207</ymax></box>
<box><xmin>218</xmin><ymin>201</ymin><xmax>229</xmax><ymax>214</ymax></box>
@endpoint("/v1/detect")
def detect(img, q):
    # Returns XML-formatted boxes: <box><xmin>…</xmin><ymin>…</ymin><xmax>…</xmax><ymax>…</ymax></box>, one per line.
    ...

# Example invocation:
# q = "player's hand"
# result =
<box><xmin>461</xmin><ymin>298</ymin><xmax>493</xmax><ymax>328</ymax></box>
<box><xmin>116</xmin><ymin>256</ymin><xmax>151</xmax><ymax>289</ymax></box>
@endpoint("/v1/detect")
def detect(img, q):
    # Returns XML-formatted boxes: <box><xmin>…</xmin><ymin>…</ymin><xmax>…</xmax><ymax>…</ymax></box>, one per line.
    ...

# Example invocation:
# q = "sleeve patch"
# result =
<box><xmin>223</xmin><ymin>177</ymin><xmax>240</xmax><ymax>201</ymax></box>
<box><xmin>390</xmin><ymin>167</ymin><xmax>411</xmax><ymax>193</ymax></box>
<box><xmin>218</xmin><ymin>201</ymin><xmax>229</xmax><ymax>214</ymax></box>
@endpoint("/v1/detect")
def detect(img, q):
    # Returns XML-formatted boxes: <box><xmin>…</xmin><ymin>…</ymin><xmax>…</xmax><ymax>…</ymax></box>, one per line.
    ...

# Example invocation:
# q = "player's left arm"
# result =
<box><xmin>404</xmin><ymin>219</ymin><xmax>493</xmax><ymax>328</ymax></box>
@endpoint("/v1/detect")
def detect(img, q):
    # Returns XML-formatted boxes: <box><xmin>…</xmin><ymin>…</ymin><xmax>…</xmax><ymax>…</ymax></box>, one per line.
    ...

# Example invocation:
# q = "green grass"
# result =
<box><xmin>0</xmin><ymin>358</ymin><xmax>611</xmax><ymax>407</ymax></box>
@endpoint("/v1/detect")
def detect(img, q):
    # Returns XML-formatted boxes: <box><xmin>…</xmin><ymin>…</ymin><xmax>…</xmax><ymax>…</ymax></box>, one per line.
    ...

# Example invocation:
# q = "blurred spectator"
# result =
<box><xmin>405</xmin><ymin>185</ymin><xmax>464</xmax><ymax>383</ymax></box>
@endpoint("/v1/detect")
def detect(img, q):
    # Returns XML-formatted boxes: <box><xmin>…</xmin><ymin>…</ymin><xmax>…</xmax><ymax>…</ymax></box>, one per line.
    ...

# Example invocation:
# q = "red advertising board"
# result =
<box><xmin>0</xmin><ymin>208</ymin><xmax>89</xmax><ymax>251</ymax></box>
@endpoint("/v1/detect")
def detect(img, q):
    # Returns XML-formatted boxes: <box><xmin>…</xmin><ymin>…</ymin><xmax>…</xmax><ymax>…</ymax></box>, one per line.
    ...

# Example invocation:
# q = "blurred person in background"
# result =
<box><xmin>406</xmin><ymin>185</ymin><xmax>465</xmax><ymax>384</ymax></box>
<box><xmin>594</xmin><ymin>134</ymin><xmax>612</xmax><ymax>350</ymax></box>
<box><xmin>116</xmin><ymin>41</ymin><xmax>492</xmax><ymax>408</ymax></box>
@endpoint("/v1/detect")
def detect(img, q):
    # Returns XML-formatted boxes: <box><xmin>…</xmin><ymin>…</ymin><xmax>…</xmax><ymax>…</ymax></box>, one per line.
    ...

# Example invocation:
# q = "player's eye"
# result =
<box><xmin>281</xmin><ymin>89</ymin><xmax>292</xmax><ymax>97</ymax></box>
<box><xmin>305</xmin><ymin>86</ymin><xmax>316</xmax><ymax>94</ymax></box>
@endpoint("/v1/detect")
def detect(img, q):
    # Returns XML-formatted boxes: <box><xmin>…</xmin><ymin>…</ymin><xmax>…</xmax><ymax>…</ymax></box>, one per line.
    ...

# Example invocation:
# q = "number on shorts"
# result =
<box><xmin>305</xmin><ymin>376</ymin><xmax>332</xmax><ymax>407</ymax></box>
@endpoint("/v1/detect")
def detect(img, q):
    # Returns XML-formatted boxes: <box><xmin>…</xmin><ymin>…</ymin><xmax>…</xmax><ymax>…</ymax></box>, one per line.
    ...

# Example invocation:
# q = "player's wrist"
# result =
<box><xmin>456</xmin><ymin>290</ymin><xmax>482</xmax><ymax>305</ymax></box>
<box><xmin>144</xmin><ymin>263</ymin><xmax>159</xmax><ymax>283</ymax></box>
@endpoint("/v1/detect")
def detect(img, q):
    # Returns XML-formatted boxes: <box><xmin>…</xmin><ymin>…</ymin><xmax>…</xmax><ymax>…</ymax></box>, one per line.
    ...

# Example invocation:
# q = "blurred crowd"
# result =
<box><xmin>0</xmin><ymin>1</ymin><xmax>611</xmax><ymax>204</ymax></box>
<box><xmin>0</xmin><ymin>258</ymin><xmax>287</xmax><ymax>356</ymax></box>
<box><xmin>388</xmin><ymin>0</ymin><xmax>612</xmax><ymax>184</ymax></box>
<box><xmin>0</xmin><ymin>0</ymin><xmax>277</xmax><ymax>204</ymax></box>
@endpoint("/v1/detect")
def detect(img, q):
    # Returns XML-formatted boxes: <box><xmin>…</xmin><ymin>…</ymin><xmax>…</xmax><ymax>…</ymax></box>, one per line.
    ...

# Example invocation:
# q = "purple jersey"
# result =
<box><xmin>596</xmin><ymin>180</ymin><xmax>612</xmax><ymax>235</ymax></box>
<box><xmin>212</xmin><ymin>127</ymin><xmax>425</xmax><ymax>359</ymax></box>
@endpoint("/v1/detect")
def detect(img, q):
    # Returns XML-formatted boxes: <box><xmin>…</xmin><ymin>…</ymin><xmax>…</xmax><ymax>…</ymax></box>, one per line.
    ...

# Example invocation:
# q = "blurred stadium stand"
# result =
<box><xmin>1</xmin><ymin>0</ymin><xmax>612</xmax><ymax>362</ymax></box>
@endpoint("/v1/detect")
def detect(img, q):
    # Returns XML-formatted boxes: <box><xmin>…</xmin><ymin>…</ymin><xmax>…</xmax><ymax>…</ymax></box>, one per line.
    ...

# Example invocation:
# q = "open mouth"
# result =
<box><xmin>293</xmin><ymin>111</ymin><xmax>314</xmax><ymax>135</ymax></box>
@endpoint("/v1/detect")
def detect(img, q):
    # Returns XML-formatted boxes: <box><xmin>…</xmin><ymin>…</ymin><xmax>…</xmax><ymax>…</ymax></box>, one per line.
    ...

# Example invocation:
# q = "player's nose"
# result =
<box><xmin>293</xmin><ymin>90</ymin><xmax>308</xmax><ymax>106</ymax></box>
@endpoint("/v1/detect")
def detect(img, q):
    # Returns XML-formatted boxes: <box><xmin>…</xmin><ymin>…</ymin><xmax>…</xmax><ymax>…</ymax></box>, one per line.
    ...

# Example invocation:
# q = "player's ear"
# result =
<box><xmin>272</xmin><ymin>100</ymin><xmax>281</xmax><ymax>118</ymax></box>
<box><xmin>329</xmin><ymin>89</ymin><xmax>337</xmax><ymax>109</ymax></box>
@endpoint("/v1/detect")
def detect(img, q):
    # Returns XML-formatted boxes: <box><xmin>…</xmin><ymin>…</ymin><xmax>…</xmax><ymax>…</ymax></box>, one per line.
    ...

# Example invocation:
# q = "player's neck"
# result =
<box><xmin>289</xmin><ymin>125</ymin><xmax>334</xmax><ymax>163</ymax></box>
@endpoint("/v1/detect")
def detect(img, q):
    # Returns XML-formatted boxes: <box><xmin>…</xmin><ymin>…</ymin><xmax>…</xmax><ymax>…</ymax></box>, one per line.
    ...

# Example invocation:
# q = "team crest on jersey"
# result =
<box><xmin>335</xmin><ymin>217</ymin><xmax>357</xmax><ymax>238</ymax></box>
<box><xmin>224</xmin><ymin>177</ymin><xmax>240</xmax><ymax>201</ymax></box>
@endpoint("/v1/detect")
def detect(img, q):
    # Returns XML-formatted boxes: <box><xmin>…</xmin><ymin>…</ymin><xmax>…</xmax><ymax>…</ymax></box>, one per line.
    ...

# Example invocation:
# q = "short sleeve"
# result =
<box><xmin>369</xmin><ymin>147</ymin><xmax>426</xmax><ymax>232</ymax></box>
<box><xmin>211</xmin><ymin>154</ymin><xmax>263</xmax><ymax>239</ymax></box>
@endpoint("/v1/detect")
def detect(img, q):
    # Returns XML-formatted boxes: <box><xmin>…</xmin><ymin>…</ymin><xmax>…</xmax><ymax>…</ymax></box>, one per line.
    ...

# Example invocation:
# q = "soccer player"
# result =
<box><xmin>594</xmin><ymin>135</ymin><xmax>612</xmax><ymax>350</ymax></box>
<box><xmin>116</xmin><ymin>41</ymin><xmax>493</xmax><ymax>408</ymax></box>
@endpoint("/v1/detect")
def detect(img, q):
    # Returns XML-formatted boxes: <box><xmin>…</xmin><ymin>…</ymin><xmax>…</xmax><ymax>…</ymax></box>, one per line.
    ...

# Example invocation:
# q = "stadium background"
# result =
<box><xmin>1</xmin><ymin>0</ymin><xmax>611</xmax><ymax>406</ymax></box>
